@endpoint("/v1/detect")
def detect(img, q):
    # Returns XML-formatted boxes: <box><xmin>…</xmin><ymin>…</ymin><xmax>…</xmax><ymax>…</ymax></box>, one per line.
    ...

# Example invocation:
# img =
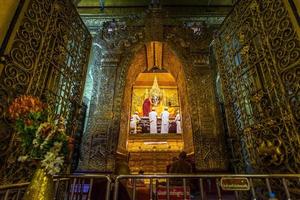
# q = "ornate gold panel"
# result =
<box><xmin>127</xmin><ymin>134</ymin><xmax>183</xmax><ymax>152</ymax></box>
<box><xmin>80</xmin><ymin>12</ymin><xmax>228</xmax><ymax>172</ymax></box>
<box><xmin>0</xmin><ymin>0</ymin><xmax>91</xmax><ymax>183</ymax></box>
<box><xmin>129</xmin><ymin>152</ymin><xmax>179</xmax><ymax>174</ymax></box>
<box><xmin>214</xmin><ymin>0</ymin><xmax>300</xmax><ymax>173</ymax></box>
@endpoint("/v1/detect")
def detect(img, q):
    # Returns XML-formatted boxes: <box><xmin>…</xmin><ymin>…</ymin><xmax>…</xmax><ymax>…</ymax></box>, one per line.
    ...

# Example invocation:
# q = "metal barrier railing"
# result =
<box><xmin>1</xmin><ymin>174</ymin><xmax>300</xmax><ymax>200</ymax></box>
<box><xmin>0</xmin><ymin>174</ymin><xmax>111</xmax><ymax>200</ymax></box>
<box><xmin>53</xmin><ymin>174</ymin><xmax>111</xmax><ymax>200</ymax></box>
<box><xmin>114</xmin><ymin>174</ymin><xmax>300</xmax><ymax>200</ymax></box>
<box><xmin>0</xmin><ymin>182</ymin><xmax>29</xmax><ymax>200</ymax></box>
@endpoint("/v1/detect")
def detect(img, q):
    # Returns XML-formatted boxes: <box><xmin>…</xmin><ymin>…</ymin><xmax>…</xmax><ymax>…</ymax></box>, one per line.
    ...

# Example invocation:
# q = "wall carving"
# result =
<box><xmin>0</xmin><ymin>0</ymin><xmax>91</xmax><ymax>183</ymax></box>
<box><xmin>164</xmin><ymin>27</ymin><xmax>228</xmax><ymax>170</ymax></box>
<box><xmin>78</xmin><ymin>18</ymin><xmax>144</xmax><ymax>170</ymax></box>
<box><xmin>214</xmin><ymin>0</ymin><xmax>300</xmax><ymax>173</ymax></box>
<box><xmin>80</xmin><ymin>7</ymin><xmax>228</xmax><ymax>172</ymax></box>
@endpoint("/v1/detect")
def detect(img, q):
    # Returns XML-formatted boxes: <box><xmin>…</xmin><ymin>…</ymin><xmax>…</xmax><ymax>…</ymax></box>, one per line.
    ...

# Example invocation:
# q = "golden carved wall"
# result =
<box><xmin>0</xmin><ymin>0</ymin><xmax>91</xmax><ymax>183</ymax></box>
<box><xmin>214</xmin><ymin>0</ymin><xmax>300</xmax><ymax>173</ymax></box>
<box><xmin>80</xmin><ymin>7</ymin><xmax>228</xmax><ymax>172</ymax></box>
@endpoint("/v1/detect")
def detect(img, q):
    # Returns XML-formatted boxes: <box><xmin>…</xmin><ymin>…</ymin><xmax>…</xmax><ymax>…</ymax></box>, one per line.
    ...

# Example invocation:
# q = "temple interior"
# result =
<box><xmin>0</xmin><ymin>0</ymin><xmax>299</xmax><ymax>199</ymax></box>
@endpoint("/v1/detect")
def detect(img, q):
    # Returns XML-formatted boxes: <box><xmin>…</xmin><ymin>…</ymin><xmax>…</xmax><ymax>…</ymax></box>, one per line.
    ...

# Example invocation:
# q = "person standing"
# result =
<box><xmin>166</xmin><ymin>156</ymin><xmax>178</xmax><ymax>173</ymax></box>
<box><xmin>161</xmin><ymin>107</ymin><xmax>170</xmax><ymax>134</ymax></box>
<box><xmin>169</xmin><ymin>151</ymin><xmax>192</xmax><ymax>174</ymax></box>
<box><xmin>169</xmin><ymin>151</ymin><xmax>192</xmax><ymax>186</ymax></box>
<box><xmin>130</xmin><ymin>111</ymin><xmax>141</xmax><ymax>134</ymax></box>
<box><xmin>142</xmin><ymin>97</ymin><xmax>152</xmax><ymax>116</ymax></box>
<box><xmin>149</xmin><ymin>108</ymin><xmax>157</xmax><ymax>134</ymax></box>
<box><xmin>174</xmin><ymin>110</ymin><xmax>182</xmax><ymax>134</ymax></box>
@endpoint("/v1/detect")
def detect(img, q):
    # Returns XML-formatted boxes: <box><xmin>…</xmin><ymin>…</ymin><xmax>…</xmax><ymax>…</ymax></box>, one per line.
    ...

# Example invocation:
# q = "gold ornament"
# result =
<box><xmin>150</xmin><ymin>76</ymin><xmax>163</xmax><ymax>106</ymax></box>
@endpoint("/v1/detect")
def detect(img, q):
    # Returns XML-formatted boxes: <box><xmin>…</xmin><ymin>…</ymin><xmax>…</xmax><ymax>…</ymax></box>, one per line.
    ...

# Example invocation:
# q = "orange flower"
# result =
<box><xmin>8</xmin><ymin>95</ymin><xmax>46</xmax><ymax>120</ymax></box>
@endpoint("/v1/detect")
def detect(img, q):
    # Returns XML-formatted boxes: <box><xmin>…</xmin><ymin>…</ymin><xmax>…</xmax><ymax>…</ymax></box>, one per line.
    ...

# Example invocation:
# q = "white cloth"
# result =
<box><xmin>130</xmin><ymin>114</ymin><xmax>140</xmax><ymax>134</ymax></box>
<box><xmin>175</xmin><ymin>113</ymin><xmax>182</xmax><ymax>133</ymax></box>
<box><xmin>149</xmin><ymin>111</ymin><xmax>157</xmax><ymax>133</ymax></box>
<box><xmin>160</xmin><ymin>111</ymin><xmax>169</xmax><ymax>134</ymax></box>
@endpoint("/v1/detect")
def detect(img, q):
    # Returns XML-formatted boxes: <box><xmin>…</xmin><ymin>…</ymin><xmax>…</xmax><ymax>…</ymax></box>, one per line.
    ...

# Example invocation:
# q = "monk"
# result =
<box><xmin>142</xmin><ymin>97</ymin><xmax>152</xmax><ymax>116</ymax></box>
<box><xmin>149</xmin><ymin>108</ymin><xmax>157</xmax><ymax>134</ymax></box>
<box><xmin>161</xmin><ymin>107</ymin><xmax>170</xmax><ymax>134</ymax></box>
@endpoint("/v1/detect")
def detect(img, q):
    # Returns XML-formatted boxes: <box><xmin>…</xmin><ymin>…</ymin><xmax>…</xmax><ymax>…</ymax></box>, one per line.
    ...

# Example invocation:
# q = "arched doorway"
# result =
<box><xmin>118</xmin><ymin>42</ymin><xmax>194</xmax><ymax>173</ymax></box>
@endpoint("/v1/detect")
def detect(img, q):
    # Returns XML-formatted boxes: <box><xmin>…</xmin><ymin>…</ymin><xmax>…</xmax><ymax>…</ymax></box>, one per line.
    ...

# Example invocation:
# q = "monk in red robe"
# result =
<box><xmin>142</xmin><ymin>97</ymin><xmax>152</xmax><ymax>116</ymax></box>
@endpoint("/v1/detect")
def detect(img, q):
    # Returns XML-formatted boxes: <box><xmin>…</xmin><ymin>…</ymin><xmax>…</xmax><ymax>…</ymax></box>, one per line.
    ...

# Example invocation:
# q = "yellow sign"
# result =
<box><xmin>220</xmin><ymin>177</ymin><xmax>250</xmax><ymax>191</ymax></box>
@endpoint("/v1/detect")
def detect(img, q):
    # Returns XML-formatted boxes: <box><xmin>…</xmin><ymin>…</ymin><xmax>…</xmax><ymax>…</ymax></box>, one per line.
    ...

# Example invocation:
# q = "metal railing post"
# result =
<box><xmin>79</xmin><ymin>178</ymin><xmax>84</xmax><ymax>200</ymax></box>
<box><xmin>87</xmin><ymin>178</ymin><xmax>93</xmax><ymax>200</ymax></box>
<box><xmin>183</xmin><ymin>178</ymin><xmax>187</xmax><ymax>200</ymax></box>
<box><xmin>66</xmin><ymin>178</ymin><xmax>70</xmax><ymax>200</ymax></box>
<box><xmin>166</xmin><ymin>178</ymin><xmax>170</xmax><ymax>200</ymax></box>
<box><xmin>105</xmin><ymin>177</ymin><xmax>111</xmax><ymax>200</ymax></box>
<box><xmin>265</xmin><ymin>178</ymin><xmax>272</xmax><ymax>195</ymax></box>
<box><xmin>3</xmin><ymin>189</ymin><xmax>10</xmax><ymax>200</ymax></box>
<box><xmin>150</xmin><ymin>178</ymin><xmax>153</xmax><ymax>200</ymax></box>
<box><xmin>216</xmin><ymin>178</ymin><xmax>222</xmax><ymax>200</ymax></box>
<box><xmin>113</xmin><ymin>177</ymin><xmax>119</xmax><ymax>200</ymax></box>
<box><xmin>282</xmin><ymin>178</ymin><xmax>291</xmax><ymax>200</ymax></box>
<box><xmin>234</xmin><ymin>191</ymin><xmax>239</xmax><ymax>200</ymax></box>
<box><xmin>16</xmin><ymin>189</ymin><xmax>21</xmax><ymax>200</ymax></box>
<box><xmin>132</xmin><ymin>178</ymin><xmax>136</xmax><ymax>200</ymax></box>
<box><xmin>249</xmin><ymin>178</ymin><xmax>256</xmax><ymax>200</ymax></box>
<box><xmin>199</xmin><ymin>178</ymin><xmax>204</xmax><ymax>200</ymax></box>
<box><xmin>54</xmin><ymin>178</ymin><xmax>60</xmax><ymax>199</ymax></box>
<box><xmin>70</xmin><ymin>178</ymin><xmax>77</xmax><ymax>200</ymax></box>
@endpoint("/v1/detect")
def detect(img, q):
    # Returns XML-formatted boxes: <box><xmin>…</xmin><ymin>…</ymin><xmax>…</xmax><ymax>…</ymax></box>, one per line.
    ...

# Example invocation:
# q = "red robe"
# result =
<box><xmin>142</xmin><ymin>98</ymin><xmax>151</xmax><ymax>116</ymax></box>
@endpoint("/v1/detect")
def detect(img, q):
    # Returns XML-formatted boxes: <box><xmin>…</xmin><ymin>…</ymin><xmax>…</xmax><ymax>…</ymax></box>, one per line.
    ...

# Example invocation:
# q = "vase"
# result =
<box><xmin>23</xmin><ymin>166</ymin><xmax>54</xmax><ymax>200</ymax></box>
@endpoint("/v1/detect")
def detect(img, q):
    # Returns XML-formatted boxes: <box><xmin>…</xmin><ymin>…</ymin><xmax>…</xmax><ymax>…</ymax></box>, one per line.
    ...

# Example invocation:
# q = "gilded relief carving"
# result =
<box><xmin>163</xmin><ymin>26</ymin><xmax>227</xmax><ymax>170</ymax></box>
<box><xmin>80</xmin><ymin>5</ymin><xmax>228</xmax><ymax>172</ymax></box>
<box><xmin>214</xmin><ymin>0</ymin><xmax>299</xmax><ymax>173</ymax></box>
<box><xmin>0</xmin><ymin>0</ymin><xmax>91</xmax><ymax>183</ymax></box>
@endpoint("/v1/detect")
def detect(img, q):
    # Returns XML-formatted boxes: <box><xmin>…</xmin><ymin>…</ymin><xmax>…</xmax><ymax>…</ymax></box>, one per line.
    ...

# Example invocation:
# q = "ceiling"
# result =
<box><xmin>78</xmin><ymin>0</ymin><xmax>234</xmax><ymax>7</ymax></box>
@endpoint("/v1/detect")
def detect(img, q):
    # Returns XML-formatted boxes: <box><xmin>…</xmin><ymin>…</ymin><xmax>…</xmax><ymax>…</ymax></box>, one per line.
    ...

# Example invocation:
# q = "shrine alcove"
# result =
<box><xmin>117</xmin><ymin>42</ymin><xmax>193</xmax><ymax>173</ymax></box>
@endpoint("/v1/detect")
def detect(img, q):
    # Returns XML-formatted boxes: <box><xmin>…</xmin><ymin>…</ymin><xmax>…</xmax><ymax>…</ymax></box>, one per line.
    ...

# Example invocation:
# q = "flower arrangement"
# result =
<box><xmin>8</xmin><ymin>95</ymin><xmax>69</xmax><ymax>175</ymax></box>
